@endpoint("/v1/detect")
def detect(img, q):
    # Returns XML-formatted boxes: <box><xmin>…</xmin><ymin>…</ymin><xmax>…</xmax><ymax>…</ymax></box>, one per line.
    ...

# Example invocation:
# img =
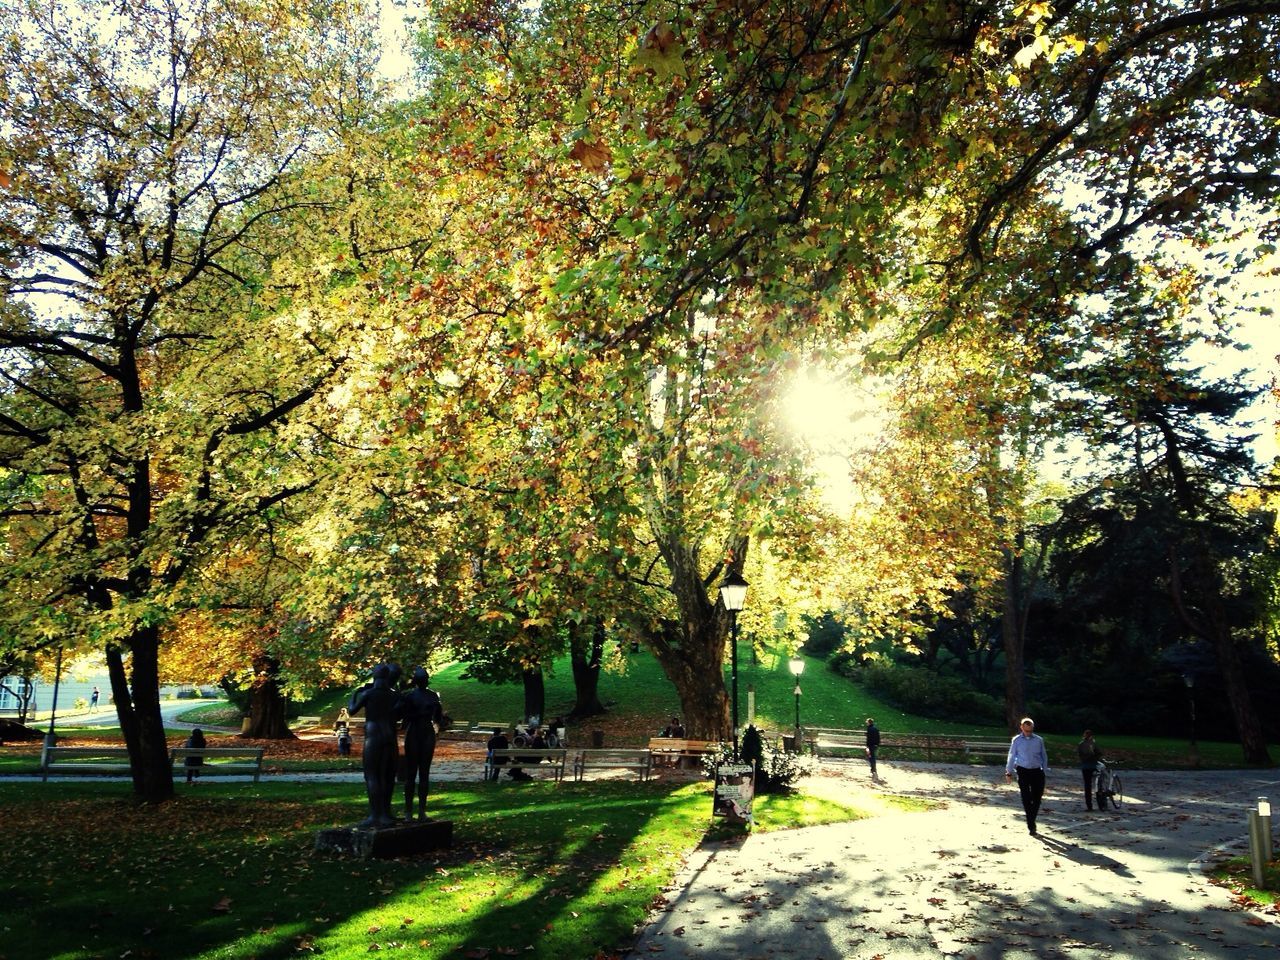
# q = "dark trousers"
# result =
<box><xmin>1081</xmin><ymin>768</ymin><xmax>1098</xmax><ymax>809</ymax></box>
<box><xmin>867</xmin><ymin>746</ymin><xmax>878</xmax><ymax>776</ymax></box>
<box><xmin>1015</xmin><ymin>766</ymin><xmax>1045</xmax><ymax>830</ymax></box>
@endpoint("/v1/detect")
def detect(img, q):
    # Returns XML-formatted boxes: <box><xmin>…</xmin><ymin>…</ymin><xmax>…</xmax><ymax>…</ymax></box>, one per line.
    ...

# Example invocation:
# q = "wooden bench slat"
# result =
<box><xmin>41</xmin><ymin>745</ymin><xmax>265</xmax><ymax>783</ymax></box>
<box><xmin>170</xmin><ymin>746</ymin><xmax>265</xmax><ymax>782</ymax></box>
<box><xmin>483</xmin><ymin>748</ymin><xmax>567</xmax><ymax>782</ymax></box>
<box><xmin>40</xmin><ymin>746</ymin><xmax>132</xmax><ymax>781</ymax></box>
<box><xmin>573</xmin><ymin>748</ymin><xmax>652</xmax><ymax>782</ymax></box>
<box><xmin>646</xmin><ymin>738</ymin><xmax>719</xmax><ymax>754</ymax></box>
<box><xmin>962</xmin><ymin>740</ymin><xmax>1010</xmax><ymax>760</ymax></box>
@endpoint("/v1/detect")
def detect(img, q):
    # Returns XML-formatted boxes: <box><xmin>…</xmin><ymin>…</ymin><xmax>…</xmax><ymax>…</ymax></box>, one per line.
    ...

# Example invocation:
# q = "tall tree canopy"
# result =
<box><xmin>0</xmin><ymin>0</ymin><xmax>383</xmax><ymax>801</ymax></box>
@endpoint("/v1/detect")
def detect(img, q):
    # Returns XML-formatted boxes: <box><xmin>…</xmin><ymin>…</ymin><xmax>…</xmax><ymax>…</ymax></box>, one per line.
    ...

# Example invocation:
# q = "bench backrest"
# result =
<box><xmin>647</xmin><ymin>738</ymin><xmax>718</xmax><ymax>752</ymax></box>
<box><xmin>487</xmin><ymin>748</ymin><xmax>566</xmax><ymax>760</ymax></box>
<box><xmin>43</xmin><ymin>746</ymin><xmax>130</xmax><ymax>759</ymax></box>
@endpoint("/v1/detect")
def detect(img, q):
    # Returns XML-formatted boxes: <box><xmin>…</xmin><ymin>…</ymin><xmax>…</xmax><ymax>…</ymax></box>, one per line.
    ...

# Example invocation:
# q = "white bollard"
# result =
<box><xmin>1248</xmin><ymin>810</ymin><xmax>1268</xmax><ymax>889</ymax></box>
<box><xmin>1258</xmin><ymin>797</ymin><xmax>1273</xmax><ymax>864</ymax></box>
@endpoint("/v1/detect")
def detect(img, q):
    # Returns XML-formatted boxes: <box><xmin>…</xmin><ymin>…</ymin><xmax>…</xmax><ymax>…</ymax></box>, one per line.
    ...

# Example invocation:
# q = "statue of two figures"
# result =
<box><xmin>349</xmin><ymin>664</ymin><xmax>444</xmax><ymax>829</ymax></box>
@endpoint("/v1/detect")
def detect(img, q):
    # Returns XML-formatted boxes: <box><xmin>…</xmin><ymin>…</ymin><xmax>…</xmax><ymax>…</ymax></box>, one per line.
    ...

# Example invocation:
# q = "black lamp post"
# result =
<box><xmin>789</xmin><ymin>656</ymin><xmax>805</xmax><ymax>738</ymax></box>
<box><xmin>40</xmin><ymin>646</ymin><xmax>65</xmax><ymax>766</ymax></box>
<box><xmin>719</xmin><ymin>571</ymin><xmax>748</xmax><ymax>759</ymax></box>
<box><xmin>1183</xmin><ymin>673</ymin><xmax>1199</xmax><ymax>767</ymax></box>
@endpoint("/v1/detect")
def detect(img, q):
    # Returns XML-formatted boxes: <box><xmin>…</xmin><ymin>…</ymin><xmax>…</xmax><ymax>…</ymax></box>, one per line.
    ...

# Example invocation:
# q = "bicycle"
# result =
<box><xmin>1095</xmin><ymin>759</ymin><xmax>1123</xmax><ymax>810</ymax></box>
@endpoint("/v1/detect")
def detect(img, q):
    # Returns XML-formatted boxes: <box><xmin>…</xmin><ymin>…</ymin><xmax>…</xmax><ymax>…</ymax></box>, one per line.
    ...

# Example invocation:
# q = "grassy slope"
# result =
<box><xmin>296</xmin><ymin>649</ymin><xmax>1274</xmax><ymax>767</ymax></box>
<box><xmin>305</xmin><ymin>649</ymin><xmax>1004</xmax><ymax>738</ymax></box>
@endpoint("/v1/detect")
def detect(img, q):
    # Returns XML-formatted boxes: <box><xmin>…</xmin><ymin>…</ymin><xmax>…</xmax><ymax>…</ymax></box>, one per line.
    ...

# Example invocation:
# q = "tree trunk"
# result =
<box><xmin>1001</xmin><ymin>545</ymin><xmax>1026</xmax><ymax>734</ymax></box>
<box><xmin>109</xmin><ymin>626</ymin><xmax>174</xmax><ymax>803</ymax></box>
<box><xmin>1167</xmin><ymin>547</ymin><xmax>1272</xmax><ymax>764</ymax></box>
<box><xmin>1209</xmin><ymin>624</ymin><xmax>1272</xmax><ymax>764</ymax></box>
<box><xmin>568</xmin><ymin>618</ymin><xmax>606</xmax><ymax>719</ymax></box>
<box><xmin>649</xmin><ymin>619</ymin><xmax>731</xmax><ymax>740</ymax></box>
<box><xmin>240</xmin><ymin>654</ymin><xmax>296</xmax><ymax>740</ymax></box>
<box><xmin>642</xmin><ymin>535</ymin><xmax>747</xmax><ymax>742</ymax></box>
<box><xmin>521</xmin><ymin>666</ymin><xmax>545</xmax><ymax>723</ymax></box>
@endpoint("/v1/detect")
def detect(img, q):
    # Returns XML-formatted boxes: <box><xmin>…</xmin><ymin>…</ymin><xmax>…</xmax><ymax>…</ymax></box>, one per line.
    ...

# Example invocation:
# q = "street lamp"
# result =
<box><xmin>719</xmin><ymin>571</ymin><xmax>748</xmax><ymax>759</ymax></box>
<box><xmin>1183</xmin><ymin>673</ymin><xmax>1199</xmax><ymax>767</ymax></box>
<box><xmin>789</xmin><ymin>656</ymin><xmax>805</xmax><ymax>738</ymax></box>
<box><xmin>40</xmin><ymin>646</ymin><xmax>65</xmax><ymax>769</ymax></box>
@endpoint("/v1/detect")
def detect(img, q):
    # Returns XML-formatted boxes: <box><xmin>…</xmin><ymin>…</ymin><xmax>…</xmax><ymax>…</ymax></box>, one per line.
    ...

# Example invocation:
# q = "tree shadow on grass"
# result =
<box><xmin>0</xmin><ymin>777</ymin><xmax>710</xmax><ymax>960</ymax></box>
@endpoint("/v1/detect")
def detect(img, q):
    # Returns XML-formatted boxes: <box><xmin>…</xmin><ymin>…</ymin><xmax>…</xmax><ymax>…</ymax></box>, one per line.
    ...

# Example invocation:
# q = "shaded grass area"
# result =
<box><xmin>0</xmin><ymin>778</ymin><xmax>880</xmax><ymax>960</ymax></box>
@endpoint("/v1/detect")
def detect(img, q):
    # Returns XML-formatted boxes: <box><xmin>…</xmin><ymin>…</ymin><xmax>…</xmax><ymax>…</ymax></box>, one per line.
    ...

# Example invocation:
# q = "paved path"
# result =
<box><xmin>629</xmin><ymin>761</ymin><xmax>1280</xmax><ymax>959</ymax></box>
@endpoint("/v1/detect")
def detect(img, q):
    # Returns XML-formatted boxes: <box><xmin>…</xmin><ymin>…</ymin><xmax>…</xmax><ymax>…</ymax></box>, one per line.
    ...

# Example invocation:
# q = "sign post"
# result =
<box><xmin>713</xmin><ymin>762</ymin><xmax>756</xmax><ymax>825</ymax></box>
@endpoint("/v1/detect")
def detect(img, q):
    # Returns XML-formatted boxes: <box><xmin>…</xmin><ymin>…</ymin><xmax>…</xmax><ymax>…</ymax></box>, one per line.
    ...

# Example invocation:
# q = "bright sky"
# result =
<box><xmin>781</xmin><ymin>256</ymin><xmax>1280</xmax><ymax>513</ymax></box>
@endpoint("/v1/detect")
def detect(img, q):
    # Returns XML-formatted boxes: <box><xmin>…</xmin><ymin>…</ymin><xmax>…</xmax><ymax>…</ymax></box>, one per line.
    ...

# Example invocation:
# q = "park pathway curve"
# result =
<box><xmin>628</xmin><ymin>761</ymin><xmax>1280</xmax><ymax>960</ymax></box>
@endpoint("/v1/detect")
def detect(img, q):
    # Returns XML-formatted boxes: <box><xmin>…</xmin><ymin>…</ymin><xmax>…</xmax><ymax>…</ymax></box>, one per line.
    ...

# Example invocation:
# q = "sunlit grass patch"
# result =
<box><xmin>1208</xmin><ymin>856</ymin><xmax>1280</xmax><ymax>911</ymax></box>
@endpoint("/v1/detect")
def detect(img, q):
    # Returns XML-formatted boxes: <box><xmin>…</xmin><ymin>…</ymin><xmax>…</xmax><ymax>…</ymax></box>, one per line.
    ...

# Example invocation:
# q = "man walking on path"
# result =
<box><xmin>1005</xmin><ymin>716</ymin><xmax>1049</xmax><ymax>834</ymax></box>
<box><xmin>864</xmin><ymin>717</ymin><xmax>880</xmax><ymax>779</ymax></box>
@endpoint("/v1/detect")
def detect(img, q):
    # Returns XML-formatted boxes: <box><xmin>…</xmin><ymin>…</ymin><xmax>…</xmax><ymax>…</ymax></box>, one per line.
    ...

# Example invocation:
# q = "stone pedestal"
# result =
<box><xmin>315</xmin><ymin>819</ymin><xmax>453</xmax><ymax>859</ymax></box>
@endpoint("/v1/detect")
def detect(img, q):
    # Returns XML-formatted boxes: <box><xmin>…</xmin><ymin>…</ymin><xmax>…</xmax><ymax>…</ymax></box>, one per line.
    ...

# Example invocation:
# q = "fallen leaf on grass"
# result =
<box><xmin>211</xmin><ymin>897</ymin><xmax>232</xmax><ymax>913</ymax></box>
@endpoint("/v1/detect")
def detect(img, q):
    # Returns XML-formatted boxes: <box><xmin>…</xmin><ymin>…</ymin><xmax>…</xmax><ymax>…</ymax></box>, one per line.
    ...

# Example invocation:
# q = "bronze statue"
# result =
<box><xmin>349</xmin><ymin>664</ymin><xmax>401</xmax><ymax>829</ymax></box>
<box><xmin>401</xmin><ymin>666</ymin><xmax>445</xmax><ymax>820</ymax></box>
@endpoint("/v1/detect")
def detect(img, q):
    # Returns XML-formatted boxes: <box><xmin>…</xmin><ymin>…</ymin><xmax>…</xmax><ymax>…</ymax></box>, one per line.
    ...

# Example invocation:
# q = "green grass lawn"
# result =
<box><xmin>5</xmin><ymin>646</ymin><xmax>1272</xmax><ymax>774</ymax></box>
<box><xmin>0</xmin><ymin>778</ymin><xmax>889</xmax><ymax>960</ymax></box>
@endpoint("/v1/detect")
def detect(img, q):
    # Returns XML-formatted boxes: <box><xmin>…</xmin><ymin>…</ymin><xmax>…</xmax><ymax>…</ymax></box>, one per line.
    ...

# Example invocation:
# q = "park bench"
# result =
<box><xmin>647</xmin><ymin>737</ymin><xmax>720</xmax><ymax>767</ymax></box>
<box><xmin>962</xmin><ymin>738</ymin><xmax>1010</xmax><ymax>762</ymax></box>
<box><xmin>572</xmin><ymin>748</ymin><xmax>652</xmax><ymax>782</ymax></box>
<box><xmin>40</xmin><ymin>745</ymin><xmax>132</xmax><ymax>780</ymax></box>
<box><xmin>465</xmin><ymin>721</ymin><xmax>515</xmax><ymax>741</ymax></box>
<box><xmin>804</xmin><ymin>728</ymin><xmax>949</xmax><ymax>761</ymax></box>
<box><xmin>483</xmin><ymin>747</ymin><xmax>567</xmax><ymax>782</ymax></box>
<box><xmin>170</xmin><ymin>746</ymin><xmax>265</xmax><ymax>782</ymax></box>
<box><xmin>290</xmin><ymin>715</ymin><xmax>321</xmax><ymax>729</ymax></box>
<box><xmin>442</xmin><ymin>720</ymin><xmax>510</xmax><ymax>742</ymax></box>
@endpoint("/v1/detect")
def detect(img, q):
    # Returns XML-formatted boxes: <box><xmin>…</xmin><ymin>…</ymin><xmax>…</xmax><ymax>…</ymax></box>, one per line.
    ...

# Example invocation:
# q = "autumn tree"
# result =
<box><xmin>0</xmin><ymin>0</ymin><xmax>383</xmax><ymax>800</ymax></box>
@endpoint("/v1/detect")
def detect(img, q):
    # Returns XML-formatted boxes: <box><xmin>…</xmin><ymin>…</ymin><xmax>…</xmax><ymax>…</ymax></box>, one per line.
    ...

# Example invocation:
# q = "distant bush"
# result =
<box><xmin>801</xmin><ymin>613</ymin><xmax>847</xmax><ymax>660</ymax></box>
<box><xmin>835</xmin><ymin>659</ymin><xmax>1003</xmax><ymax>726</ymax></box>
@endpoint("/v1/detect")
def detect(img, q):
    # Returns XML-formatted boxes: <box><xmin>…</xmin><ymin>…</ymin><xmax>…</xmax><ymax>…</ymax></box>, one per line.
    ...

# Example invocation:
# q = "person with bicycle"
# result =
<box><xmin>1005</xmin><ymin>717</ymin><xmax>1049</xmax><ymax>835</ymax></box>
<box><xmin>1077</xmin><ymin>729</ymin><xmax>1103</xmax><ymax>811</ymax></box>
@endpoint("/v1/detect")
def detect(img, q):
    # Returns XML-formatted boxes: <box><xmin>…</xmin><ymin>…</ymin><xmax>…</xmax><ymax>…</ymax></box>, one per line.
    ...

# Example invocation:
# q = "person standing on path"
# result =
<box><xmin>1005</xmin><ymin>717</ymin><xmax>1049</xmax><ymax>834</ymax></box>
<box><xmin>865</xmin><ymin>717</ymin><xmax>881</xmax><ymax>779</ymax></box>
<box><xmin>90</xmin><ymin>685</ymin><xmax>99</xmax><ymax>712</ymax></box>
<box><xmin>1077</xmin><ymin>729</ymin><xmax>1103</xmax><ymax>811</ymax></box>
